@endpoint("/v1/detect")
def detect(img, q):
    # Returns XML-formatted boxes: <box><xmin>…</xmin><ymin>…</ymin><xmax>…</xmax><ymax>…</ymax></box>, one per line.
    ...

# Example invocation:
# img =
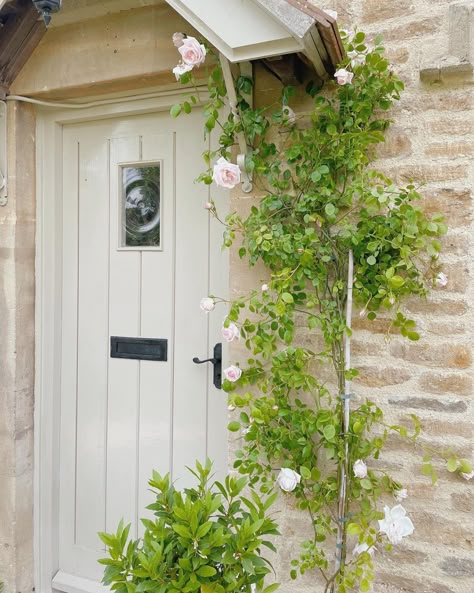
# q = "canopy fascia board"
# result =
<box><xmin>221</xmin><ymin>37</ymin><xmax>304</xmax><ymax>63</ymax></box>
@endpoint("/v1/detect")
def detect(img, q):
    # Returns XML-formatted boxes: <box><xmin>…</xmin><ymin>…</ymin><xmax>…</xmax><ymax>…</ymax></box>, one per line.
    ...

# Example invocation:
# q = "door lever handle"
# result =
<box><xmin>193</xmin><ymin>343</ymin><xmax>222</xmax><ymax>389</ymax></box>
<box><xmin>193</xmin><ymin>356</ymin><xmax>215</xmax><ymax>364</ymax></box>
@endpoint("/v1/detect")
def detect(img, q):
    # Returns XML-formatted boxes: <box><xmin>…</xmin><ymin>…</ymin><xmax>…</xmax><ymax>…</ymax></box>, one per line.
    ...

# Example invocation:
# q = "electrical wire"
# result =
<box><xmin>5</xmin><ymin>88</ymin><xmax>190</xmax><ymax>109</ymax></box>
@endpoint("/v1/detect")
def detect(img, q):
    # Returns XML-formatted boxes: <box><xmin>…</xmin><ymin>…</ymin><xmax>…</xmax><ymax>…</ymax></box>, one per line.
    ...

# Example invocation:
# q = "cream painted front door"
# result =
<box><xmin>52</xmin><ymin>110</ymin><xmax>228</xmax><ymax>592</ymax></box>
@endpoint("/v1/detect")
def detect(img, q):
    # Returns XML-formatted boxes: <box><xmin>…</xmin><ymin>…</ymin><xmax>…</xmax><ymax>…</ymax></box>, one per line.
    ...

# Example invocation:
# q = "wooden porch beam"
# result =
<box><xmin>0</xmin><ymin>0</ymin><xmax>47</xmax><ymax>97</ymax></box>
<box><xmin>284</xmin><ymin>0</ymin><xmax>345</xmax><ymax>67</ymax></box>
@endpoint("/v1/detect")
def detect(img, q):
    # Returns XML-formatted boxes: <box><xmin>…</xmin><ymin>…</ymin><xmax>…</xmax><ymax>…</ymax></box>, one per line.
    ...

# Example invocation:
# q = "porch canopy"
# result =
<box><xmin>165</xmin><ymin>0</ymin><xmax>343</xmax><ymax>78</ymax></box>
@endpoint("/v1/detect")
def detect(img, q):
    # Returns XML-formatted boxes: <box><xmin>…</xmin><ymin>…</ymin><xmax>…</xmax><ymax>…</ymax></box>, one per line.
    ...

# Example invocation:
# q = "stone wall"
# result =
<box><xmin>0</xmin><ymin>101</ymin><xmax>36</xmax><ymax>592</ymax></box>
<box><xmin>230</xmin><ymin>1</ymin><xmax>474</xmax><ymax>592</ymax></box>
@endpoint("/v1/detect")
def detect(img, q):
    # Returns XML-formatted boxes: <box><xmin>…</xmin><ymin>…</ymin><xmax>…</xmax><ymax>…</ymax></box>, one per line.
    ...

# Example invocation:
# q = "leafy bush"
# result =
<box><xmin>99</xmin><ymin>460</ymin><xmax>279</xmax><ymax>593</ymax></box>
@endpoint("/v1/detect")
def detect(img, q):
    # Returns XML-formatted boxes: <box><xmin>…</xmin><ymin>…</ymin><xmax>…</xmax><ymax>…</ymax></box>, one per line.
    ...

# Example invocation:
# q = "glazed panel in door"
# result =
<box><xmin>55</xmin><ymin>111</ymin><xmax>228</xmax><ymax>591</ymax></box>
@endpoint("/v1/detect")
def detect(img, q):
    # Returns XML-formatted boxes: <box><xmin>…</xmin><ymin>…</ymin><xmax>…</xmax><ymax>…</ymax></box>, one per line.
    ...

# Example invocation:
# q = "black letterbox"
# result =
<box><xmin>110</xmin><ymin>336</ymin><xmax>168</xmax><ymax>361</ymax></box>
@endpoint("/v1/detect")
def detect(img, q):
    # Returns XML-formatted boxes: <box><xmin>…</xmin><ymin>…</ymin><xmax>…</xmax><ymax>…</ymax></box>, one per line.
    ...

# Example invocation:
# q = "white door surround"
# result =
<box><xmin>35</xmin><ymin>92</ymin><xmax>229</xmax><ymax>593</ymax></box>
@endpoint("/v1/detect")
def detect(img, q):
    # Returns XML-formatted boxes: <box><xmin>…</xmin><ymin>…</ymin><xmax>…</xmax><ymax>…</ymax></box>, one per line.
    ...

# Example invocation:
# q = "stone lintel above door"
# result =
<box><xmin>10</xmin><ymin>0</ymin><xmax>344</xmax><ymax>100</ymax></box>
<box><xmin>10</xmin><ymin>2</ymin><xmax>201</xmax><ymax>99</ymax></box>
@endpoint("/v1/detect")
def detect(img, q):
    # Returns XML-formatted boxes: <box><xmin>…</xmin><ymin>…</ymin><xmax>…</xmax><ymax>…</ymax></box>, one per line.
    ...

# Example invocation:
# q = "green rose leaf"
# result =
<box><xmin>300</xmin><ymin>466</ymin><xmax>311</xmax><ymax>480</ymax></box>
<box><xmin>347</xmin><ymin>523</ymin><xmax>362</xmax><ymax>535</ymax></box>
<box><xmin>323</xmin><ymin>425</ymin><xmax>336</xmax><ymax>441</ymax></box>
<box><xmin>227</xmin><ymin>421</ymin><xmax>241</xmax><ymax>432</ymax></box>
<box><xmin>263</xmin><ymin>585</ymin><xmax>280</xmax><ymax>593</ymax></box>
<box><xmin>325</xmin><ymin>203</ymin><xmax>336</xmax><ymax>216</ymax></box>
<box><xmin>389</xmin><ymin>275</ymin><xmax>405</xmax><ymax>288</ymax></box>
<box><xmin>446</xmin><ymin>457</ymin><xmax>458</xmax><ymax>473</ymax></box>
<box><xmin>170</xmin><ymin>103</ymin><xmax>182</xmax><ymax>118</ymax></box>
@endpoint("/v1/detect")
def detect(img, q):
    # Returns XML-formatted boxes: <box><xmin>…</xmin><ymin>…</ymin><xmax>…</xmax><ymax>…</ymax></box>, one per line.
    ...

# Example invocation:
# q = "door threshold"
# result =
<box><xmin>52</xmin><ymin>570</ymin><xmax>109</xmax><ymax>593</ymax></box>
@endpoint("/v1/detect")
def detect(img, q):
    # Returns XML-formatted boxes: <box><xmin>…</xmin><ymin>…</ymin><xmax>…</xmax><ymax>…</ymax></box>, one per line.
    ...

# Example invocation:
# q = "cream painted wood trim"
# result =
<box><xmin>34</xmin><ymin>89</ymin><xmax>211</xmax><ymax>593</ymax></box>
<box><xmin>52</xmin><ymin>571</ymin><xmax>109</xmax><ymax>593</ymax></box>
<box><xmin>165</xmin><ymin>0</ymin><xmax>304</xmax><ymax>62</ymax></box>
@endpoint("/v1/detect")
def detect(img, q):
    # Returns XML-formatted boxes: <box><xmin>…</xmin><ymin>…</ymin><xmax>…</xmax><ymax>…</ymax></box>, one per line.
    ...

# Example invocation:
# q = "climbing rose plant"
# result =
<box><xmin>169</xmin><ymin>28</ymin><xmax>473</xmax><ymax>593</ymax></box>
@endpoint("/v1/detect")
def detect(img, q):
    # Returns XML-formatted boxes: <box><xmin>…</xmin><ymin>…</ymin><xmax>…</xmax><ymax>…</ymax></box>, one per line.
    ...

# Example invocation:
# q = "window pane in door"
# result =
<box><xmin>121</xmin><ymin>163</ymin><xmax>161</xmax><ymax>247</ymax></box>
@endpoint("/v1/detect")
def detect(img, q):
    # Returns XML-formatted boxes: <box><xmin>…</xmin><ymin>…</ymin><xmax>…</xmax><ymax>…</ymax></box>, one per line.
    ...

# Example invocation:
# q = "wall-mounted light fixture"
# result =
<box><xmin>32</xmin><ymin>0</ymin><xmax>62</xmax><ymax>27</ymax></box>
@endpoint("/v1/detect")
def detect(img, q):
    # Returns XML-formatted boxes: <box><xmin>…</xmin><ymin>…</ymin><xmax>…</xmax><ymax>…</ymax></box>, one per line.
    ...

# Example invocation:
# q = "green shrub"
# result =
<box><xmin>99</xmin><ymin>460</ymin><xmax>279</xmax><ymax>593</ymax></box>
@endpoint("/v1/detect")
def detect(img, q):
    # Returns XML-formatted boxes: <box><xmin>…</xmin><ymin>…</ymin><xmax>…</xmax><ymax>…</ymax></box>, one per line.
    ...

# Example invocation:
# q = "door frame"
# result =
<box><xmin>34</xmin><ymin>88</ymin><xmax>222</xmax><ymax>593</ymax></box>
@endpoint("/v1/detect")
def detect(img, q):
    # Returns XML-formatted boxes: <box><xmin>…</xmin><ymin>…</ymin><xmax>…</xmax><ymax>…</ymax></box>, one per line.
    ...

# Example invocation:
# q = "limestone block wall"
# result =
<box><xmin>229</xmin><ymin>1</ymin><xmax>474</xmax><ymax>592</ymax></box>
<box><xmin>0</xmin><ymin>102</ymin><xmax>36</xmax><ymax>592</ymax></box>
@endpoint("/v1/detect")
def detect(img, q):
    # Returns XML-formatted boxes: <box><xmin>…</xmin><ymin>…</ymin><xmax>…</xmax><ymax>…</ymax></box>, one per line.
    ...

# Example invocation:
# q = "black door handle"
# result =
<box><xmin>193</xmin><ymin>343</ymin><xmax>222</xmax><ymax>389</ymax></box>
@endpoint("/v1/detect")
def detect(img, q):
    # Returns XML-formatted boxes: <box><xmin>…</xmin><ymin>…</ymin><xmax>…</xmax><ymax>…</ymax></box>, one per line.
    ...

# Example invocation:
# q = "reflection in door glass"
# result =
<box><xmin>121</xmin><ymin>164</ymin><xmax>161</xmax><ymax>247</ymax></box>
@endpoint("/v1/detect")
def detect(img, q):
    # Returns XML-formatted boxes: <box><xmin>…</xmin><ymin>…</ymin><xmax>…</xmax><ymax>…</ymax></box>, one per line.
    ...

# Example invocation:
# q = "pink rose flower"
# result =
<box><xmin>223</xmin><ymin>365</ymin><xmax>242</xmax><ymax>382</ymax></box>
<box><xmin>436</xmin><ymin>272</ymin><xmax>448</xmax><ymax>287</ymax></box>
<box><xmin>212</xmin><ymin>157</ymin><xmax>241</xmax><ymax>189</ymax></box>
<box><xmin>172</xmin><ymin>32</ymin><xmax>185</xmax><ymax>48</ymax></box>
<box><xmin>394</xmin><ymin>488</ymin><xmax>408</xmax><ymax>502</ymax></box>
<box><xmin>348</xmin><ymin>50</ymin><xmax>366</xmax><ymax>68</ymax></box>
<box><xmin>222</xmin><ymin>322</ymin><xmax>240</xmax><ymax>342</ymax></box>
<box><xmin>276</xmin><ymin>468</ymin><xmax>301</xmax><ymax>492</ymax></box>
<box><xmin>199</xmin><ymin>297</ymin><xmax>215</xmax><ymax>312</ymax></box>
<box><xmin>172</xmin><ymin>62</ymin><xmax>193</xmax><ymax>80</ymax></box>
<box><xmin>353</xmin><ymin>459</ymin><xmax>368</xmax><ymax>478</ymax></box>
<box><xmin>178</xmin><ymin>36</ymin><xmax>207</xmax><ymax>67</ymax></box>
<box><xmin>378</xmin><ymin>505</ymin><xmax>414</xmax><ymax>545</ymax></box>
<box><xmin>204</xmin><ymin>202</ymin><xmax>212</xmax><ymax>210</ymax></box>
<box><xmin>334</xmin><ymin>68</ymin><xmax>354</xmax><ymax>85</ymax></box>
